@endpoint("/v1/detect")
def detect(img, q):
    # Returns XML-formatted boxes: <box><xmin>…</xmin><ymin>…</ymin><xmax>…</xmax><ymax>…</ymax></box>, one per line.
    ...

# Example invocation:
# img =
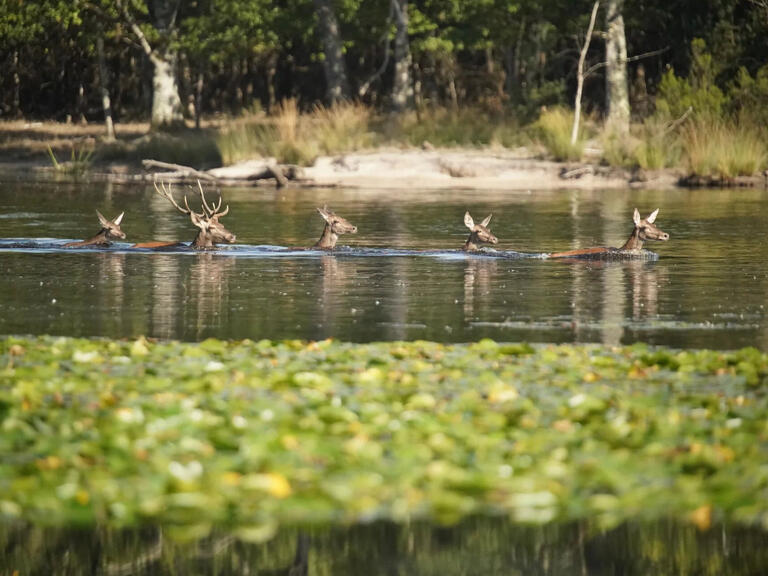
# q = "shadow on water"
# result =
<box><xmin>2</xmin><ymin>518</ymin><xmax>767</xmax><ymax>576</ymax></box>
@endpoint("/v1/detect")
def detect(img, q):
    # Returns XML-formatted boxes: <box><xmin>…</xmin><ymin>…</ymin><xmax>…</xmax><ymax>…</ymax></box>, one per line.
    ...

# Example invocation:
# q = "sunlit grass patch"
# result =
<box><xmin>682</xmin><ymin>120</ymin><xmax>766</xmax><ymax>179</ymax></box>
<box><xmin>532</xmin><ymin>107</ymin><xmax>583</xmax><ymax>161</ymax></box>
<box><xmin>601</xmin><ymin>119</ymin><xmax>683</xmax><ymax>170</ymax></box>
<box><xmin>392</xmin><ymin>108</ymin><xmax>523</xmax><ymax>149</ymax></box>
<box><xmin>216</xmin><ymin>100</ymin><xmax>374</xmax><ymax>166</ymax></box>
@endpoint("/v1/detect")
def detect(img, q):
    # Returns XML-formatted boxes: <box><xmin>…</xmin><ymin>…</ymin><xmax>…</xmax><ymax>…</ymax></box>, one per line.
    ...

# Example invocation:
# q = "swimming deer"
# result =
<box><xmin>135</xmin><ymin>179</ymin><xmax>236</xmax><ymax>249</ymax></box>
<box><xmin>313</xmin><ymin>206</ymin><xmax>357</xmax><ymax>249</ymax></box>
<box><xmin>549</xmin><ymin>208</ymin><xmax>669</xmax><ymax>259</ymax></box>
<box><xmin>463</xmin><ymin>211</ymin><xmax>498</xmax><ymax>251</ymax></box>
<box><xmin>64</xmin><ymin>210</ymin><xmax>125</xmax><ymax>247</ymax></box>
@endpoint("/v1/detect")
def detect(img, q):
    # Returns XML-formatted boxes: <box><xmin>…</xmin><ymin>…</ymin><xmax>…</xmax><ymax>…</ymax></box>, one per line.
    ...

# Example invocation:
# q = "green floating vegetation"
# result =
<box><xmin>1</xmin><ymin>336</ymin><xmax>768</xmax><ymax>538</ymax></box>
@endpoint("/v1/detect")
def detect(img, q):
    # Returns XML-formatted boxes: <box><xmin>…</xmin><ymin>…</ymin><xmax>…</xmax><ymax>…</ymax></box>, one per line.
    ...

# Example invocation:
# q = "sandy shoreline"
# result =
<box><xmin>0</xmin><ymin>147</ymin><xmax>690</xmax><ymax>191</ymax></box>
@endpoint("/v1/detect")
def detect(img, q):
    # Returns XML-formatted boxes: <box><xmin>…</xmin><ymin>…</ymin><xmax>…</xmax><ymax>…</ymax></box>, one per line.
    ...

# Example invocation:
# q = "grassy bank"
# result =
<box><xmin>2</xmin><ymin>336</ymin><xmax>768</xmax><ymax>536</ymax></box>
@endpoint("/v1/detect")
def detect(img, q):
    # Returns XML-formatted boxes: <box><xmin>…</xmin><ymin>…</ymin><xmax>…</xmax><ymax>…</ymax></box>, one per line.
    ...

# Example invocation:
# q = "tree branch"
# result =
<box><xmin>358</xmin><ymin>2</ymin><xmax>396</xmax><ymax>97</ymax></box>
<box><xmin>115</xmin><ymin>0</ymin><xmax>154</xmax><ymax>58</ymax></box>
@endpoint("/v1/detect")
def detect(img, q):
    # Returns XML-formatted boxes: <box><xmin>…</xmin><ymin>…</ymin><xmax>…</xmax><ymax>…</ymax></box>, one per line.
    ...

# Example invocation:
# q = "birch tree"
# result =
<box><xmin>604</xmin><ymin>0</ymin><xmax>630</xmax><ymax>133</ymax></box>
<box><xmin>391</xmin><ymin>0</ymin><xmax>413</xmax><ymax>112</ymax></box>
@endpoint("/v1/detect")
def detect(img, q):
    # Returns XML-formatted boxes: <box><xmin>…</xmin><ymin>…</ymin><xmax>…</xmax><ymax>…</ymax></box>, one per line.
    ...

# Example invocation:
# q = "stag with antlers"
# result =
<box><xmin>145</xmin><ymin>179</ymin><xmax>236</xmax><ymax>249</ymax></box>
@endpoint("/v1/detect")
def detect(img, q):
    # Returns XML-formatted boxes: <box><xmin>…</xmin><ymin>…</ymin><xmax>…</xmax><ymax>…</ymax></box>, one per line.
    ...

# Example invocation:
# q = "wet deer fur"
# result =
<box><xmin>138</xmin><ymin>179</ymin><xmax>236</xmax><ymax>249</ymax></box>
<box><xmin>313</xmin><ymin>206</ymin><xmax>357</xmax><ymax>249</ymax></box>
<box><xmin>462</xmin><ymin>211</ymin><xmax>498</xmax><ymax>251</ymax></box>
<box><xmin>549</xmin><ymin>208</ymin><xmax>669</xmax><ymax>258</ymax></box>
<box><xmin>64</xmin><ymin>210</ymin><xmax>125</xmax><ymax>247</ymax></box>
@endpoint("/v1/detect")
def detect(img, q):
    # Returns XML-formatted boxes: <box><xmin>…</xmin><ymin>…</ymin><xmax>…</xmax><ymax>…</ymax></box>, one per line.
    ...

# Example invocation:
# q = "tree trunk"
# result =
<box><xmin>117</xmin><ymin>0</ymin><xmax>184</xmax><ymax>129</ymax></box>
<box><xmin>96</xmin><ymin>34</ymin><xmax>116</xmax><ymax>140</ymax></box>
<box><xmin>12</xmin><ymin>49</ymin><xmax>21</xmax><ymax>117</ymax></box>
<box><xmin>605</xmin><ymin>0</ymin><xmax>630</xmax><ymax>133</ymax></box>
<box><xmin>391</xmin><ymin>0</ymin><xmax>413</xmax><ymax>112</ymax></box>
<box><xmin>572</xmin><ymin>2</ymin><xmax>600</xmax><ymax>144</ymax></box>
<box><xmin>150</xmin><ymin>49</ymin><xmax>184</xmax><ymax>128</ymax></box>
<box><xmin>313</xmin><ymin>0</ymin><xmax>350</xmax><ymax>103</ymax></box>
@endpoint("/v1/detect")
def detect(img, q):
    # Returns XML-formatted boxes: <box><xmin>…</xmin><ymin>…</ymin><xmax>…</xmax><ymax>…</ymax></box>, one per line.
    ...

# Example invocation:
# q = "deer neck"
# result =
<box><xmin>463</xmin><ymin>232</ymin><xmax>480</xmax><ymax>251</ymax></box>
<box><xmin>314</xmin><ymin>224</ymin><xmax>338</xmax><ymax>249</ymax></box>
<box><xmin>619</xmin><ymin>228</ymin><xmax>643</xmax><ymax>251</ymax></box>
<box><xmin>192</xmin><ymin>231</ymin><xmax>214</xmax><ymax>249</ymax></box>
<box><xmin>66</xmin><ymin>229</ymin><xmax>111</xmax><ymax>247</ymax></box>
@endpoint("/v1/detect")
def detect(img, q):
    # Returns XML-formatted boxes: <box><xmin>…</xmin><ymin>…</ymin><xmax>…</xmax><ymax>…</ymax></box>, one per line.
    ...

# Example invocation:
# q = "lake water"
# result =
<box><xmin>2</xmin><ymin>517</ymin><xmax>768</xmax><ymax>575</ymax></box>
<box><xmin>2</xmin><ymin>179</ymin><xmax>768</xmax><ymax>574</ymax></box>
<box><xmin>1</xmin><ymin>181</ymin><xmax>767</xmax><ymax>349</ymax></box>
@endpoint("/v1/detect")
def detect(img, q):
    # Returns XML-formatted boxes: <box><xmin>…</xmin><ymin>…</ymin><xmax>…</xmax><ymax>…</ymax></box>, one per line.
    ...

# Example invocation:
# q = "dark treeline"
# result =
<box><xmin>1</xmin><ymin>0</ymin><xmax>767</xmax><ymax>128</ymax></box>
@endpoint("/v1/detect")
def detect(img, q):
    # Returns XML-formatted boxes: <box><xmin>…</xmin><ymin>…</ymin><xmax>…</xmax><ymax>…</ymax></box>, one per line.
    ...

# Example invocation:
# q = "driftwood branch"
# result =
<box><xmin>560</xmin><ymin>165</ymin><xmax>595</xmax><ymax>180</ymax></box>
<box><xmin>142</xmin><ymin>159</ymin><xmax>217</xmax><ymax>181</ymax></box>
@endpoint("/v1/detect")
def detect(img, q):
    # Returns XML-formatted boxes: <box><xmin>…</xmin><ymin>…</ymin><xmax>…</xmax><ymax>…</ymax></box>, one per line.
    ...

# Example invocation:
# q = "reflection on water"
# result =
<box><xmin>0</xmin><ymin>182</ymin><xmax>768</xmax><ymax>348</ymax></box>
<box><xmin>2</xmin><ymin>518</ymin><xmax>767</xmax><ymax>575</ymax></box>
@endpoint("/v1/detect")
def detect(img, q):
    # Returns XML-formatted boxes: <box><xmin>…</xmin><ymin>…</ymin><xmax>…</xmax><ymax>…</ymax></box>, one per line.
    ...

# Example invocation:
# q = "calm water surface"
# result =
<box><xmin>2</xmin><ymin>179</ymin><xmax>768</xmax><ymax>573</ymax></box>
<box><xmin>0</xmin><ymin>181</ymin><xmax>766</xmax><ymax>348</ymax></box>
<box><xmin>2</xmin><ymin>518</ymin><xmax>767</xmax><ymax>576</ymax></box>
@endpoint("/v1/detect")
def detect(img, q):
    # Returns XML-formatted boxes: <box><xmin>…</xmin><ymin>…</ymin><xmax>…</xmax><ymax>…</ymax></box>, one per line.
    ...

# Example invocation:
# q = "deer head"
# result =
<box><xmin>463</xmin><ymin>211</ymin><xmax>498</xmax><ymax>251</ymax></box>
<box><xmin>621</xmin><ymin>208</ymin><xmax>669</xmax><ymax>251</ymax></box>
<box><xmin>154</xmin><ymin>179</ymin><xmax>236</xmax><ymax>249</ymax></box>
<box><xmin>64</xmin><ymin>210</ymin><xmax>126</xmax><ymax>247</ymax></box>
<box><xmin>96</xmin><ymin>210</ymin><xmax>126</xmax><ymax>240</ymax></box>
<box><xmin>314</xmin><ymin>206</ymin><xmax>357</xmax><ymax>249</ymax></box>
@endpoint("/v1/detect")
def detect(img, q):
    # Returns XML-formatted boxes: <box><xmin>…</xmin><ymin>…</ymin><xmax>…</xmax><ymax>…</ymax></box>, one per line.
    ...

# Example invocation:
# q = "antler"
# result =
<box><xmin>196</xmin><ymin>180</ymin><xmax>229</xmax><ymax>218</ymax></box>
<box><xmin>154</xmin><ymin>179</ymin><xmax>194</xmax><ymax>215</ymax></box>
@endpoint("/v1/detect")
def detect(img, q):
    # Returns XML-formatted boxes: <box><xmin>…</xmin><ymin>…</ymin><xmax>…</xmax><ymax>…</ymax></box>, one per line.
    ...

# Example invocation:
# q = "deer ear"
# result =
<box><xmin>113</xmin><ymin>212</ymin><xmax>124</xmax><ymax>226</ymax></box>
<box><xmin>190</xmin><ymin>211</ymin><xmax>206</xmax><ymax>228</ymax></box>
<box><xmin>480</xmin><ymin>214</ymin><xmax>493</xmax><ymax>227</ymax></box>
<box><xmin>317</xmin><ymin>206</ymin><xmax>332</xmax><ymax>223</ymax></box>
<box><xmin>633</xmin><ymin>208</ymin><xmax>641</xmax><ymax>226</ymax></box>
<box><xmin>464</xmin><ymin>211</ymin><xmax>475</xmax><ymax>230</ymax></box>
<box><xmin>96</xmin><ymin>210</ymin><xmax>110</xmax><ymax>228</ymax></box>
<box><xmin>646</xmin><ymin>208</ymin><xmax>659</xmax><ymax>223</ymax></box>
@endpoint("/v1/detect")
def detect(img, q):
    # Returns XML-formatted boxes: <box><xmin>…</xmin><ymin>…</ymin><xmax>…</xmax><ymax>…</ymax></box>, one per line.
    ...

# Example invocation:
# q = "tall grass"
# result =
<box><xmin>532</xmin><ymin>108</ymin><xmax>583</xmax><ymax>161</ymax></box>
<box><xmin>682</xmin><ymin>120</ymin><xmax>766</xmax><ymax>178</ymax></box>
<box><xmin>216</xmin><ymin>99</ymin><xmax>374</xmax><ymax>165</ymax></box>
<box><xmin>601</xmin><ymin>118</ymin><xmax>682</xmax><ymax>170</ymax></box>
<box><xmin>393</xmin><ymin>108</ymin><xmax>522</xmax><ymax>149</ymax></box>
<box><xmin>47</xmin><ymin>145</ymin><xmax>93</xmax><ymax>177</ymax></box>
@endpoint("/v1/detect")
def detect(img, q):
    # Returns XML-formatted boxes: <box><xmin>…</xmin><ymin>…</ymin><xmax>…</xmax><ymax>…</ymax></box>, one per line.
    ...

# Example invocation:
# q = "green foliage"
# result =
<box><xmin>532</xmin><ymin>107</ymin><xmax>582</xmax><ymax>161</ymax></box>
<box><xmin>655</xmin><ymin>39</ymin><xmax>726</xmax><ymax>121</ymax></box>
<box><xmin>729</xmin><ymin>64</ymin><xmax>768</xmax><ymax>125</ymax></box>
<box><xmin>3</xmin><ymin>335</ymin><xmax>768</xmax><ymax>530</ymax></box>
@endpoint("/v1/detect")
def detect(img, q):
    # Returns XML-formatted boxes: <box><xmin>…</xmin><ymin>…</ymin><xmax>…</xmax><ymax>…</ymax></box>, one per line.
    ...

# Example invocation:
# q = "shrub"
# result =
<box><xmin>532</xmin><ymin>107</ymin><xmax>583</xmax><ymax>161</ymax></box>
<box><xmin>682</xmin><ymin>120</ymin><xmax>766</xmax><ymax>178</ymax></box>
<box><xmin>655</xmin><ymin>39</ymin><xmax>726</xmax><ymax>121</ymax></box>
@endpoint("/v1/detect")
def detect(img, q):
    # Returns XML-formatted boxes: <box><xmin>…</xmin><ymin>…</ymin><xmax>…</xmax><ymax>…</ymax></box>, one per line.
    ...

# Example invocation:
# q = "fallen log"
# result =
<box><xmin>141</xmin><ymin>159</ymin><xmax>217</xmax><ymax>181</ymax></box>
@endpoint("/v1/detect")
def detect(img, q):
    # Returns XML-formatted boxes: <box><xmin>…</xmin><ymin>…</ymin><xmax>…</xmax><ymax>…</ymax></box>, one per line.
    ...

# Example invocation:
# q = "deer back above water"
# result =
<box><xmin>549</xmin><ymin>208</ymin><xmax>669</xmax><ymax>259</ymax></box>
<box><xmin>64</xmin><ymin>210</ymin><xmax>125</xmax><ymax>247</ymax></box>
